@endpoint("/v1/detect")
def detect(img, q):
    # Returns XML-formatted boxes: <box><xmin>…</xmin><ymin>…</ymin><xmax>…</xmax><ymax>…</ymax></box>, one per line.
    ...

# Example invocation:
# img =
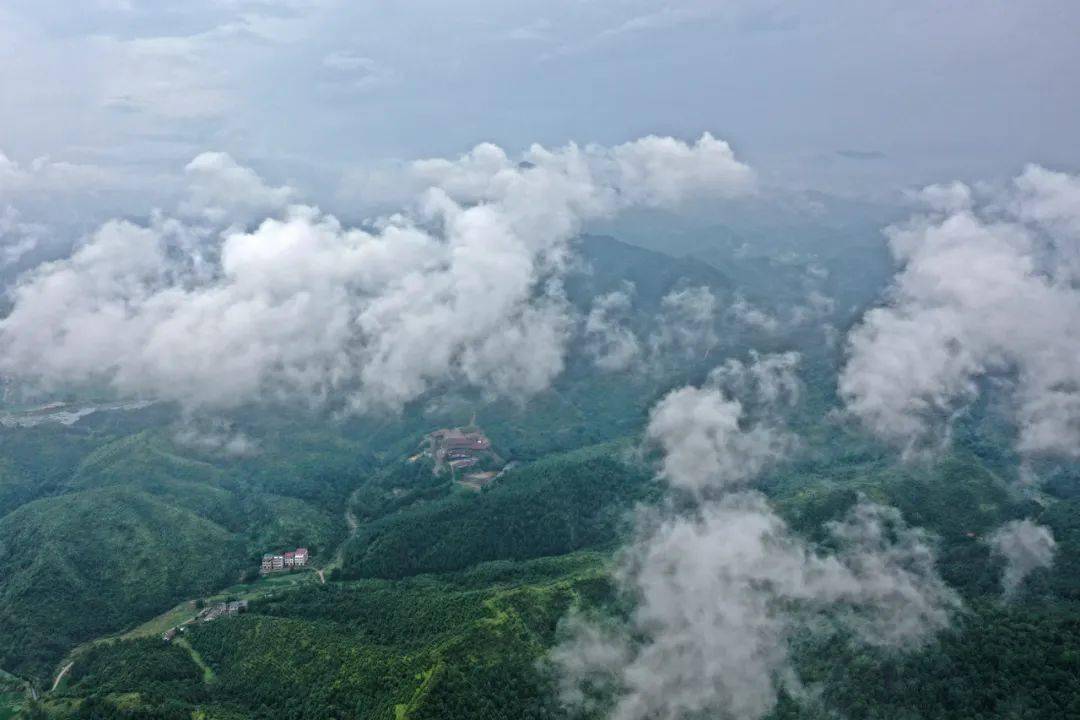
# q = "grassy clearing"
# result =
<box><xmin>394</xmin><ymin>663</ymin><xmax>441</xmax><ymax>720</ymax></box>
<box><xmin>119</xmin><ymin>600</ymin><xmax>198</xmax><ymax>640</ymax></box>
<box><xmin>124</xmin><ymin>570</ymin><xmax>317</xmax><ymax>640</ymax></box>
<box><xmin>174</xmin><ymin>638</ymin><xmax>216</xmax><ymax>684</ymax></box>
<box><xmin>53</xmin><ymin>568</ymin><xmax>320</xmax><ymax>688</ymax></box>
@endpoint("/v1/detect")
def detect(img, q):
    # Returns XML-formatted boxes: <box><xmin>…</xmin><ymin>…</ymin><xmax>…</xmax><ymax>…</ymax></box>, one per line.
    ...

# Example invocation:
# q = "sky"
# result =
<box><xmin>2</xmin><ymin>0</ymin><xmax>1079</xmax><ymax>222</ymax></box>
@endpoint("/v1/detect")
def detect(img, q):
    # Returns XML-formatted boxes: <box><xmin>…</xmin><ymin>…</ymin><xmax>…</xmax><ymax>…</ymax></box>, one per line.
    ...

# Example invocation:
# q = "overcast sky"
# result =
<box><xmin>2</xmin><ymin>0</ymin><xmax>1078</xmax><ymax>218</ymax></box>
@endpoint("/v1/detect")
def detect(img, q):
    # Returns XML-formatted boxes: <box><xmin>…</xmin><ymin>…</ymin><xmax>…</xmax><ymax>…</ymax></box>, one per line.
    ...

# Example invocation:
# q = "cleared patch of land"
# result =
<box><xmin>457</xmin><ymin>471</ymin><xmax>497</xmax><ymax>491</ymax></box>
<box><xmin>175</xmin><ymin>638</ymin><xmax>216</xmax><ymax>684</ymax></box>
<box><xmin>57</xmin><ymin>569</ymin><xmax>318</xmax><ymax>678</ymax></box>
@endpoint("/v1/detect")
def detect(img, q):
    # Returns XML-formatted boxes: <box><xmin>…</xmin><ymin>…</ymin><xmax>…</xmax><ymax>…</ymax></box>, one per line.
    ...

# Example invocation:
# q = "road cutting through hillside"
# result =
<box><xmin>50</xmin><ymin>662</ymin><xmax>72</xmax><ymax>693</ymax></box>
<box><xmin>318</xmin><ymin>492</ymin><xmax>361</xmax><ymax>583</ymax></box>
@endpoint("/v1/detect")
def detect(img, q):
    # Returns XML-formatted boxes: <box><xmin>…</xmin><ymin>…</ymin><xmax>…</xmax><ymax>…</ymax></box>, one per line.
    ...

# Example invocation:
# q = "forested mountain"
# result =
<box><xmin>0</xmin><ymin>235</ymin><xmax>718</xmax><ymax>684</ymax></box>
<box><xmin>1</xmin><ymin>231</ymin><xmax>1078</xmax><ymax>720</ymax></box>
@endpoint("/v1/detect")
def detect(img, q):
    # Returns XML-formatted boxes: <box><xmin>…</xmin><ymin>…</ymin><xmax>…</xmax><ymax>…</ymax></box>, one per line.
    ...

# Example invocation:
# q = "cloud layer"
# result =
<box><xmin>0</xmin><ymin>134</ymin><xmax>752</xmax><ymax>412</ymax></box>
<box><xmin>840</xmin><ymin>166</ymin><xmax>1080</xmax><ymax>457</ymax></box>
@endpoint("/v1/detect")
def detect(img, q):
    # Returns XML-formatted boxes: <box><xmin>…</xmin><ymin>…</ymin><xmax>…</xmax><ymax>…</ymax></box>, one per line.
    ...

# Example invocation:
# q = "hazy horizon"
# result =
<box><xmin>2</xmin><ymin>0</ymin><xmax>1078</xmax><ymax>229</ymax></box>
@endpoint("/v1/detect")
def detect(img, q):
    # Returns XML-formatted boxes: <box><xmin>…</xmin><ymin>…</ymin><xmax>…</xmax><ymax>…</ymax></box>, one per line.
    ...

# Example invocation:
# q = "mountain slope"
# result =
<box><xmin>0</xmin><ymin>487</ymin><xmax>246</xmax><ymax>681</ymax></box>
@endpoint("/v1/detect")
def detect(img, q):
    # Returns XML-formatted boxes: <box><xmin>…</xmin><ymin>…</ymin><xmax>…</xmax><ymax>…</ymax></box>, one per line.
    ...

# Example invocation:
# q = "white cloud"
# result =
<box><xmin>583</xmin><ymin>284</ymin><xmax>641</xmax><ymax>372</ymax></box>
<box><xmin>0</xmin><ymin>134</ymin><xmax>753</xmax><ymax>412</ymax></box>
<box><xmin>986</xmin><ymin>519</ymin><xmax>1056</xmax><ymax>598</ymax></box>
<box><xmin>588</xmin><ymin>284</ymin><xmax>803</xmax><ymax>375</ymax></box>
<box><xmin>648</xmin><ymin>285</ymin><xmax>720</xmax><ymax>364</ymax></box>
<box><xmin>0</xmin><ymin>151</ymin><xmax>24</xmax><ymax>188</ymax></box>
<box><xmin>645</xmin><ymin>352</ymin><xmax>800</xmax><ymax>496</ymax></box>
<box><xmin>0</xmin><ymin>149</ymin><xmax>112</xmax><ymax>195</ymax></box>
<box><xmin>557</xmin><ymin>495</ymin><xmax>958</xmax><ymax>720</ymax></box>
<box><xmin>606</xmin><ymin>132</ymin><xmax>756</xmax><ymax>207</ymax></box>
<box><xmin>554</xmin><ymin>353</ymin><xmax>958</xmax><ymax>720</ymax></box>
<box><xmin>840</xmin><ymin>165</ymin><xmax>1080</xmax><ymax>457</ymax></box>
<box><xmin>0</xmin><ymin>206</ymin><xmax>43</xmax><ymax>268</ymax></box>
<box><xmin>708</xmin><ymin>350</ymin><xmax>801</xmax><ymax>408</ymax></box>
<box><xmin>181</xmin><ymin>151</ymin><xmax>295</xmax><ymax>224</ymax></box>
<box><xmin>174</xmin><ymin>417</ymin><xmax>259</xmax><ymax>456</ymax></box>
<box><xmin>645</xmin><ymin>384</ymin><xmax>793</xmax><ymax>496</ymax></box>
<box><xmin>788</xmin><ymin>290</ymin><xmax>834</xmax><ymax>325</ymax></box>
<box><xmin>729</xmin><ymin>295</ymin><xmax>780</xmax><ymax>332</ymax></box>
<box><xmin>342</xmin><ymin>133</ymin><xmax>754</xmax><ymax>218</ymax></box>
<box><xmin>915</xmin><ymin>180</ymin><xmax>972</xmax><ymax>213</ymax></box>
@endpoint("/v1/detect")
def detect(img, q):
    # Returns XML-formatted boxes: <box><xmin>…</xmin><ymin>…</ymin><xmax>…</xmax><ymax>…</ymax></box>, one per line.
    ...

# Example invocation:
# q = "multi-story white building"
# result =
<box><xmin>260</xmin><ymin>548</ymin><xmax>310</xmax><ymax>574</ymax></box>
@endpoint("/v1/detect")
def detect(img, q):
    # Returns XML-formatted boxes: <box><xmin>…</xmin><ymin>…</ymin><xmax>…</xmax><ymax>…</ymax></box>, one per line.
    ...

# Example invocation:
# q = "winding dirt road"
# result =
<box><xmin>316</xmin><ymin>495</ymin><xmax>360</xmax><ymax>584</ymax></box>
<box><xmin>50</xmin><ymin>662</ymin><xmax>73</xmax><ymax>692</ymax></box>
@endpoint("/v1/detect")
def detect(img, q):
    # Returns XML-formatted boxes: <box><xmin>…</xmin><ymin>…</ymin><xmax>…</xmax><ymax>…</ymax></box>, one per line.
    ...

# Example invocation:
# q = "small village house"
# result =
<box><xmin>260</xmin><ymin>547</ymin><xmax>309</xmax><ymax>575</ymax></box>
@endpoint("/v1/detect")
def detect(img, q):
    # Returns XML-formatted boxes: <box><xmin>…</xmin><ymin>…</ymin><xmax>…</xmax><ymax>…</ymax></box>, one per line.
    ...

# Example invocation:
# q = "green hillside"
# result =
<box><xmin>0</xmin><ymin>487</ymin><xmax>245</xmax><ymax>681</ymax></box>
<box><xmin>341</xmin><ymin>444</ymin><xmax>656</xmax><ymax>579</ymax></box>
<box><xmin>1</xmin><ymin>235</ymin><xmax>1079</xmax><ymax>719</ymax></box>
<box><xmin>43</xmin><ymin>553</ymin><xmax>607</xmax><ymax>720</ymax></box>
<box><xmin>0</xmin><ymin>425</ymin><xmax>360</xmax><ymax>684</ymax></box>
<box><xmin>27</xmin><ymin>476</ymin><xmax>1080</xmax><ymax>720</ymax></box>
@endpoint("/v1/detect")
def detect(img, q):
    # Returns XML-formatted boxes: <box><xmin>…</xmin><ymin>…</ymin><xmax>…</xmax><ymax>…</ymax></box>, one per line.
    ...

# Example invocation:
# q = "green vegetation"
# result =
<box><xmin>7</xmin><ymin>376</ymin><xmax>1080</xmax><ymax>719</ymax></box>
<box><xmin>0</xmin><ymin>669</ymin><xmax>26</xmax><ymax>720</ymax></box>
<box><xmin>29</xmin><ymin>429</ymin><xmax>1080</xmax><ymax>720</ymax></box>
<box><xmin>777</xmin><ymin>602</ymin><xmax>1080</xmax><ymax>720</ymax></box>
<box><xmin>3</xmin><ymin>235</ymin><xmax>1080</xmax><ymax>718</ymax></box>
<box><xmin>0</xmin><ymin>356</ymin><xmax>671</xmax><ymax>688</ymax></box>
<box><xmin>341</xmin><ymin>444</ymin><xmax>656</xmax><ymax>579</ymax></box>
<box><xmin>0</xmin><ymin>419</ymin><xmax>359</xmax><ymax>683</ymax></box>
<box><xmin>65</xmin><ymin>639</ymin><xmax>203</xmax><ymax>698</ymax></box>
<box><xmin>0</xmin><ymin>487</ymin><xmax>245</xmax><ymax>681</ymax></box>
<box><xmin>173</xmin><ymin>639</ymin><xmax>215</xmax><ymax>685</ymax></box>
<box><xmin>36</xmin><ymin>554</ymin><xmax>608</xmax><ymax>719</ymax></box>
